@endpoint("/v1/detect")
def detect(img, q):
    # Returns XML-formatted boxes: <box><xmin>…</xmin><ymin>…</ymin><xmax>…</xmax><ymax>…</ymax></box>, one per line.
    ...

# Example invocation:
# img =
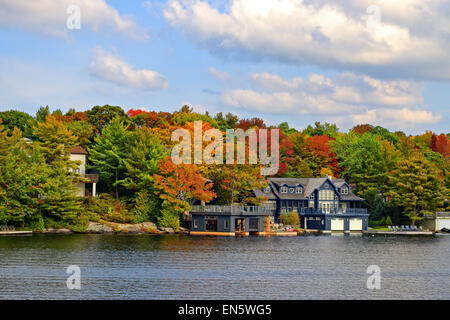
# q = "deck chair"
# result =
<box><xmin>388</xmin><ymin>226</ymin><xmax>392</xmax><ymax>231</ymax></box>
<box><xmin>401</xmin><ymin>225</ymin><xmax>405</xmax><ymax>231</ymax></box>
<box><xmin>406</xmin><ymin>226</ymin><xmax>411</xmax><ymax>231</ymax></box>
<box><xmin>411</xmin><ymin>225</ymin><xmax>416</xmax><ymax>231</ymax></box>
<box><xmin>419</xmin><ymin>226</ymin><xmax>424</xmax><ymax>231</ymax></box>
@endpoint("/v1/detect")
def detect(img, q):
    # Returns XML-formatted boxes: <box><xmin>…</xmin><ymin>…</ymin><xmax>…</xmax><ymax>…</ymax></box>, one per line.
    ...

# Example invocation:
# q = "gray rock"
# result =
<box><xmin>158</xmin><ymin>227</ymin><xmax>175</xmax><ymax>233</ymax></box>
<box><xmin>86</xmin><ymin>222</ymin><xmax>114</xmax><ymax>234</ymax></box>
<box><xmin>44</xmin><ymin>228</ymin><xmax>73</xmax><ymax>234</ymax></box>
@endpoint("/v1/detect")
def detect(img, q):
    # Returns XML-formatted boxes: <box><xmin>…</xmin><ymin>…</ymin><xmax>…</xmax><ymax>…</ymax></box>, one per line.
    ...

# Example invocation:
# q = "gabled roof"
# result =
<box><xmin>254</xmin><ymin>187</ymin><xmax>277</xmax><ymax>200</ymax></box>
<box><xmin>255</xmin><ymin>176</ymin><xmax>365</xmax><ymax>201</ymax></box>
<box><xmin>70</xmin><ymin>146</ymin><xmax>88</xmax><ymax>155</ymax></box>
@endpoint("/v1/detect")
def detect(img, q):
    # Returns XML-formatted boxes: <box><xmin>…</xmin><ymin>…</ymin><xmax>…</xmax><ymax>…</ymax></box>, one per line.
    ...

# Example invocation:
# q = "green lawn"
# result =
<box><xmin>369</xmin><ymin>226</ymin><xmax>389</xmax><ymax>231</ymax></box>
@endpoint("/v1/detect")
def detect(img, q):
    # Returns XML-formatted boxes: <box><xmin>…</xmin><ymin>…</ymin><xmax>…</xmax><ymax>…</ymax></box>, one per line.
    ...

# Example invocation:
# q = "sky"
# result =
<box><xmin>0</xmin><ymin>0</ymin><xmax>449</xmax><ymax>134</ymax></box>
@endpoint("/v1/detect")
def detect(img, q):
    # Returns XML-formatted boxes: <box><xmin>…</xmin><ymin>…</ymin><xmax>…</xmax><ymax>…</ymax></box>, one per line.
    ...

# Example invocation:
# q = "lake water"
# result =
<box><xmin>0</xmin><ymin>234</ymin><xmax>449</xmax><ymax>299</ymax></box>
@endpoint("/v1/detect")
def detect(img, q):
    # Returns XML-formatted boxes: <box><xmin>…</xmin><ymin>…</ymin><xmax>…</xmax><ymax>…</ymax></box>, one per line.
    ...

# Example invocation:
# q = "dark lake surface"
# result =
<box><xmin>0</xmin><ymin>234</ymin><xmax>449</xmax><ymax>299</ymax></box>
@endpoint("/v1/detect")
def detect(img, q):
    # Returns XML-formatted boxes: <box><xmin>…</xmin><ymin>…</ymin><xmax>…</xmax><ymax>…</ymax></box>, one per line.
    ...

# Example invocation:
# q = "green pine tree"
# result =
<box><xmin>89</xmin><ymin>117</ymin><xmax>131</xmax><ymax>199</ymax></box>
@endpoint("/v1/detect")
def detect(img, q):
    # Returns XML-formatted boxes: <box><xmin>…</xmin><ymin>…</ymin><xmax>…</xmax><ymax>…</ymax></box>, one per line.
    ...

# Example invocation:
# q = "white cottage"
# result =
<box><xmin>70</xmin><ymin>146</ymin><xmax>98</xmax><ymax>197</ymax></box>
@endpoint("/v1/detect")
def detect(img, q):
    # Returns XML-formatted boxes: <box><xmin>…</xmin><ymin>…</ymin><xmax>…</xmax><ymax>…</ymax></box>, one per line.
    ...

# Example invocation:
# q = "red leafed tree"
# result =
<box><xmin>126</xmin><ymin>109</ymin><xmax>147</xmax><ymax>117</ymax></box>
<box><xmin>351</xmin><ymin>124</ymin><xmax>373</xmax><ymax>135</ymax></box>
<box><xmin>305</xmin><ymin>135</ymin><xmax>339</xmax><ymax>176</ymax></box>
<box><xmin>237</xmin><ymin>118</ymin><xmax>266</xmax><ymax>130</ymax></box>
<box><xmin>431</xmin><ymin>133</ymin><xmax>450</xmax><ymax>159</ymax></box>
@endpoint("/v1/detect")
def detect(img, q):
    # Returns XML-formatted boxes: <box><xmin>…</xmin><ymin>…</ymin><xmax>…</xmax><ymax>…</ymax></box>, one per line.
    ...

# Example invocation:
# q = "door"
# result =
<box><xmin>349</xmin><ymin>218</ymin><xmax>362</xmax><ymax>231</ymax></box>
<box><xmin>438</xmin><ymin>219</ymin><xmax>450</xmax><ymax>230</ymax></box>
<box><xmin>205</xmin><ymin>219</ymin><xmax>217</xmax><ymax>231</ymax></box>
<box><xmin>248</xmin><ymin>218</ymin><xmax>259</xmax><ymax>232</ymax></box>
<box><xmin>331</xmin><ymin>218</ymin><xmax>344</xmax><ymax>231</ymax></box>
<box><xmin>235</xmin><ymin>219</ymin><xmax>245</xmax><ymax>232</ymax></box>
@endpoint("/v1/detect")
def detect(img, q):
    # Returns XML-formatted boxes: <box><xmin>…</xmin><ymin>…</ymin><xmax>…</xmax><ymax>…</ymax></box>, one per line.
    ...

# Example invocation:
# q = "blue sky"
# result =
<box><xmin>0</xmin><ymin>0</ymin><xmax>448</xmax><ymax>134</ymax></box>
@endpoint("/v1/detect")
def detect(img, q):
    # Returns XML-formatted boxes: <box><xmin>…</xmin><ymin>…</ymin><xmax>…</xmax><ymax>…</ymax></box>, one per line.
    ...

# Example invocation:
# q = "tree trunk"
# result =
<box><xmin>115</xmin><ymin>169</ymin><xmax>119</xmax><ymax>199</ymax></box>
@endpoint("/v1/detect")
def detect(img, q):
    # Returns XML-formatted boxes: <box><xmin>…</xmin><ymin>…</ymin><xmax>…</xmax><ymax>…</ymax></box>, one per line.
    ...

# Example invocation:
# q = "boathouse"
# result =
<box><xmin>190</xmin><ymin>205</ymin><xmax>272</xmax><ymax>236</ymax></box>
<box><xmin>423</xmin><ymin>212</ymin><xmax>450</xmax><ymax>231</ymax></box>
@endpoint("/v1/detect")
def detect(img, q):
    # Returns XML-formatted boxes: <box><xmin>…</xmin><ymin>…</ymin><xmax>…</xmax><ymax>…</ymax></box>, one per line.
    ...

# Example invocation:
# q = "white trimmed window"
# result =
<box><xmin>264</xmin><ymin>186</ymin><xmax>271</xmax><ymax>193</ymax></box>
<box><xmin>341</xmin><ymin>187</ymin><xmax>349</xmax><ymax>195</ymax></box>
<box><xmin>296</xmin><ymin>186</ymin><xmax>303</xmax><ymax>194</ymax></box>
<box><xmin>281</xmin><ymin>187</ymin><xmax>288</xmax><ymax>193</ymax></box>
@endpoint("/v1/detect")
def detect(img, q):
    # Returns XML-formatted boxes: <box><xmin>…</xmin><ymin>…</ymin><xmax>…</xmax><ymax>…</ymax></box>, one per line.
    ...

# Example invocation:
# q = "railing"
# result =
<box><xmin>298</xmin><ymin>208</ymin><xmax>368</xmax><ymax>215</ymax></box>
<box><xmin>435</xmin><ymin>212</ymin><xmax>450</xmax><ymax>217</ymax></box>
<box><xmin>84</xmin><ymin>174</ymin><xmax>99</xmax><ymax>183</ymax></box>
<box><xmin>190</xmin><ymin>205</ymin><xmax>275</xmax><ymax>215</ymax></box>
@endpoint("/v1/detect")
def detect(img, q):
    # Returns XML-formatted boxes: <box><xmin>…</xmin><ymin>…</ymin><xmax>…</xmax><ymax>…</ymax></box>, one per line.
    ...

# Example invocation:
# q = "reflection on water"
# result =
<box><xmin>0</xmin><ymin>234</ymin><xmax>449</xmax><ymax>299</ymax></box>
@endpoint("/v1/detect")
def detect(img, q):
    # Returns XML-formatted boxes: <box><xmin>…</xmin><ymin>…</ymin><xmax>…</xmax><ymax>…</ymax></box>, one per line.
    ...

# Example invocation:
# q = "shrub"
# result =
<box><xmin>385</xmin><ymin>216</ymin><xmax>393</xmax><ymax>226</ymax></box>
<box><xmin>132</xmin><ymin>191</ymin><xmax>161</xmax><ymax>224</ymax></box>
<box><xmin>289</xmin><ymin>211</ymin><xmax>300</xmax><ymax>227</ymax></box>
<box><xmin>280</xmin><ymin>212</ymin><xmax>290</xmax><ymax>225</ymax></box>
<box><xmin>85</xmin><ymin>194</ymin><xmax>134</xmax><ymax>223</ymax></box>
<box><xmin>27</xmin><ymin>213</ymin><xmax>45</xmax><ymax>231</ymax></box>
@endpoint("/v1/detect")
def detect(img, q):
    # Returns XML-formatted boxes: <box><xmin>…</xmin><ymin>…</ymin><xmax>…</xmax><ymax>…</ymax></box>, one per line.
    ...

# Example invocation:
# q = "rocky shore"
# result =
<box><xmin>41</xmin><ymin>221</ymin><xmax>188</xmax><ymax>235</ymax></box>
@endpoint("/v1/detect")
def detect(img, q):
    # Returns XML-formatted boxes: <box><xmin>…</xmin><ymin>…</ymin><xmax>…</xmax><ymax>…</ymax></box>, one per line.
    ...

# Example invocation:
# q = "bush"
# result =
<box><xmin>156</xmin><ymin>199</ymin><xmax>189</xmax><ymax>231</ymax></box>
<box><xmin>27</xmin><ymin>213</ymin><xmax>45</xmax><ymax>231</ymax></box>
<box><xmin>289</xmin><ymin>211</ymin><xmax>300</xmax><ymax>227</ymax></box>
<box><xmin>157</xmin><ymin>211</ymin><xmax>180</xmax><ymax>231</ymax></box>
<box><xmin>385</xmin><ymin>216</ymin><xmax>393</xmax><ymax>226</ymax></box>
<box><xmin>280</xmin><ymin>211</ymin><xmax>299</xmax><ymax>227</ymax></box>
<box><xmin>280</xmin><ymin>212</ymin><xmax>290</xmax><ymax>225</ymax></box>
<box><xmin>132</xmin><ymin>191</ymin><xmax>161</xmax><ymax>224</ymax></box>
<box><xmin>85</xmin><ymin>194</ymin><xmax>134</xmax><ymax>223</ymax></box>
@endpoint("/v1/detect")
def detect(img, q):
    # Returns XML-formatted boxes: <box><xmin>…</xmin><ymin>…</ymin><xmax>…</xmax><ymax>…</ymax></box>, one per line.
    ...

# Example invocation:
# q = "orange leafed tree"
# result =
<box><xmin>154</xmin><ymin>156</ymin><xmax>216</xmax><ymax>204</ymax></box>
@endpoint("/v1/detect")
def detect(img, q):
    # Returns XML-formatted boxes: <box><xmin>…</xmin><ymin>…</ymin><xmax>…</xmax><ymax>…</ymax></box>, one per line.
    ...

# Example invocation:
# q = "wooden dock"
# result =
<box><xmin>0</xmin><ymin>230</ymin><xmax>33</xmax><ymax>235</ymax></box>
<box><xmin>363</xmin><ymin>230</ymin><xmax>434</xmax><ymax>236</ymax></box>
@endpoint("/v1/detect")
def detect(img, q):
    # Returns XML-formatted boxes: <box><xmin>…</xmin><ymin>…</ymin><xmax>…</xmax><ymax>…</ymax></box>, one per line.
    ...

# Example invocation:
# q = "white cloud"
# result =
<box><xmin>346</xmin><ymin>108</ymin><xmax>442</xmax><ymax>129</ymax></box>
<box><xmin>208</xmin><ymin>66</ymin><xmax>231</xmax><ymax>81</ymax></box>
<box><xmin>89</xmin><ymin>47</ymin><xmax>168</xmax><ymax>91</ymax></box>
<box><xmin>0</xmin><ymin>0</ymin><xmax>148</xmax><ymax>40</ymax></box>
<box><xmin>164</xmin><ymin>0</ymin><xmax>450</xmax><ymax>80</ymax></box>
<box><xmin>219</xmin><ymin>71</ymin><xmax>441</xmax><ymax>127</ymax></box>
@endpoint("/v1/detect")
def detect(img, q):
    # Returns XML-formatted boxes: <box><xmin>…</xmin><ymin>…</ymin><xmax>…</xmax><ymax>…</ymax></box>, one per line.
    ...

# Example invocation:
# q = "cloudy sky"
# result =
<box><xmin>0</xmin><ymin>0</ymin><xmax>449</xmax><ymax>133</ymax></box>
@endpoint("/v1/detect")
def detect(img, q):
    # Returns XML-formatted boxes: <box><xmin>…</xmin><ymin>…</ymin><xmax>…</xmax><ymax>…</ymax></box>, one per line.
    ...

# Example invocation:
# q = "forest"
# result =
<box><xmin>0</xmin><ymin>104</ymin><xmax>448</xmax><ymax>231</ymax></box>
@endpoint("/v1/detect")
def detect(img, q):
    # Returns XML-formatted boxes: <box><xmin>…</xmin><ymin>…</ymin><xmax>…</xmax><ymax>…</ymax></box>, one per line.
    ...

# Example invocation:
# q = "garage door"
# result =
<box><xmin>438</xmin><ymin>219</ymin><xmax>450</xmax><ymax>230</ymax></box>
<box><xmin>331</xmin><ymin>218</ymin><xmax>344</xmax><ymax>231</ymax></box>
<box><xmin>349</xmin><ymin>218</ymin><xmax>362</xmax><ymax>231</ymax></box>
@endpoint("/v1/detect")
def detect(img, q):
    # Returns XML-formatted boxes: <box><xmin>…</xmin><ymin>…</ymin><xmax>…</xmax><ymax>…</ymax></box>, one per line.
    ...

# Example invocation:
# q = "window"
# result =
<box><xmin>342</xmin><ymin>187</ymin><xmax>349</xmax><ymax>195</ymax></box>
<box><xmin>264</xmin><ymin>186</ymin><xmax>271</xmax><ymax>193</ymax></box>
<box><xmin>296</xmin><ymin>186</ymin><xmax>303</xmax><ymax>194</ymax></box>
<box><xmin>281</xmin><ymin>186</ymin><xmax>288</xmax><ymax>193</ymax></box>
<box><xmin>224</xmin><ymin>220</ymin><xmax>229</xmax><ymax>229</ymax></box>
<box><xmin>309</xmin><ymin>194</ymin><xmax>315</xmax><ymax>200</ymax></box>
<box><xmin>193</xmin><ymin>219</ymin><xmax>198</xmax><ymax>228</ymax></box>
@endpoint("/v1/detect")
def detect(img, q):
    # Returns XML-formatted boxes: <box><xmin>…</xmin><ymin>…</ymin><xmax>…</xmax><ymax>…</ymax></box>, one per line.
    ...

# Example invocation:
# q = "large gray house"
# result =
<box><xmin>254</xmin><ymin>176</ymin><xmax>368</xmax><ymax>231</ymax></box>
<box><xmin>190</xmin><ymin>176</ymin><xmax>369</xmax><ymax>235</ymax></box>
